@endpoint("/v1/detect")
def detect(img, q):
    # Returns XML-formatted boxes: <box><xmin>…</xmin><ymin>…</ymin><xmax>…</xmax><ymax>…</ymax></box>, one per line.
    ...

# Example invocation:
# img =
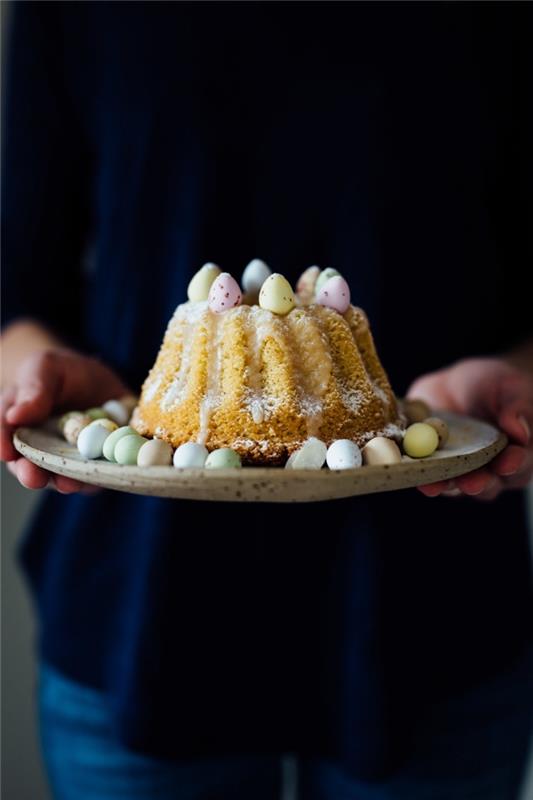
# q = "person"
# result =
<box><xmin>1</xmin><ymin>3</ymin><xmax>532</xmax><ymax>799</ymax></box>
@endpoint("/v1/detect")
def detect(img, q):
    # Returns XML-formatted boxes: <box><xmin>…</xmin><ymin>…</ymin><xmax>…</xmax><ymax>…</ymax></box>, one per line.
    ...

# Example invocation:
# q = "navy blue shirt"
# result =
<box><xmin>3</xmin><ymin>1</ymin><xmax>532</xmax><ymax>779</ymax></box>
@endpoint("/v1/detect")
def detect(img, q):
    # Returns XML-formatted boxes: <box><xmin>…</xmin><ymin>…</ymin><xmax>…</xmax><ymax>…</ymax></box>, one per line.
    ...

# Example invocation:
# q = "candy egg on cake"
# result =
<box><xmin>187</xmin><ymin>263</ymin><xmax>222</xmax><ymax>302</ymax></box>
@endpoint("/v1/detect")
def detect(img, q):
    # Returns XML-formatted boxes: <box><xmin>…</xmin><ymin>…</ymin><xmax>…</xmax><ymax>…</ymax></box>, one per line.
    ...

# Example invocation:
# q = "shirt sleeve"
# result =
<box><xmin>1</xmin><ymin>3</ymin><xmax>90</xmax><ymax>345</ymax></box>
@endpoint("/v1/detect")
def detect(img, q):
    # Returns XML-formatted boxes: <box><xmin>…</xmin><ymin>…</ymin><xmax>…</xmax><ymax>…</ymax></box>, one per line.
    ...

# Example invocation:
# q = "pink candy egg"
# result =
<box><xmin>316</xmin><ymin>275</ymin><xmax>351</xmax><ymax>314</ymax></box>
<box><xmin>208</xmin><ymin>273</ymin><xmax>242</xmax><ymax>313</ymax></box>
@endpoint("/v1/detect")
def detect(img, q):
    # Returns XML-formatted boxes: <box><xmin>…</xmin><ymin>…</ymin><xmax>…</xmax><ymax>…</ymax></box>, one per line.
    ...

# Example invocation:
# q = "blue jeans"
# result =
<box><xmin>39</xmin><ymin>655</ymin><xmax>533</xmax><ymax>800</ymax></box>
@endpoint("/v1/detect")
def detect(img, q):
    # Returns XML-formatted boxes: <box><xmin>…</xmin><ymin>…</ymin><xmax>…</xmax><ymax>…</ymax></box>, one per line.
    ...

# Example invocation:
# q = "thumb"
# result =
<box><xmin>495</xmin><ymin>377</ymin><xmax>533</xmax><ymax>446</ymax></box>
<box><xmin>5</xmin><ymin>352</ymin><xmax>62</xmax><ymax>426</ymax></box>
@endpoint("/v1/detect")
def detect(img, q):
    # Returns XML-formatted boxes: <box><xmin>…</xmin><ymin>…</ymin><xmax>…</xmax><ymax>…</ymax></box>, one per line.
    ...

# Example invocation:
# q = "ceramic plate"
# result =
<box><xmin>14</xmin><ymin>412</ymin><xmax>506</xmax><ymax>503</ymax></box>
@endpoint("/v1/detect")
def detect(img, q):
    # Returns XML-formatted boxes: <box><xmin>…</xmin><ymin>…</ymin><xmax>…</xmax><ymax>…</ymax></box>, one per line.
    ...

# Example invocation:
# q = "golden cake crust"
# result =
<box><xmin>131</xmin><ymin>302</ymin><xmax>403</xmax><ymax>465</ymax></box>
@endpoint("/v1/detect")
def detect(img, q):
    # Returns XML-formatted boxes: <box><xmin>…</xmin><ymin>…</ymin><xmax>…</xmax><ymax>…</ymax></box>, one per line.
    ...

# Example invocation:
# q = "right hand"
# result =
<box><xmin>1</xmin><ymin>349</ymin><xmax>128</xmax><ymax>493</ymax></box>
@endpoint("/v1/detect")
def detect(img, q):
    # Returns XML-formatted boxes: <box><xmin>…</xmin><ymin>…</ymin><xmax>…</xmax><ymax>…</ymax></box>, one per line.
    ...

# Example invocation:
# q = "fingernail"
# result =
<box><xmin>518</xmin><ymin>415</ymin><xmax>530</xmax><ymax>444</ymax></box>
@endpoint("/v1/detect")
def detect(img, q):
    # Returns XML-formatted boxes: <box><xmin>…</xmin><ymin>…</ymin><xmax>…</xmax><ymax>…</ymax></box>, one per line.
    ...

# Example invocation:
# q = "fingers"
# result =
<box><xmin>5</xmin><ymin>352</ymin><xmax>60</xmax><ymax>427</ymax></box>
<box><xmin>14</xmin><ymin>458</ymin><xmax>50</xmax><ymax>490</ymax></box>
<box><xmin>497</xmin><ymin>402</ymin><xmax>532</xmax><ymax>447</ymax></box>
<box><xmin>0</xmin><ymin>388</ymin><xmax>18</xmax><ymax>461</ymax></box>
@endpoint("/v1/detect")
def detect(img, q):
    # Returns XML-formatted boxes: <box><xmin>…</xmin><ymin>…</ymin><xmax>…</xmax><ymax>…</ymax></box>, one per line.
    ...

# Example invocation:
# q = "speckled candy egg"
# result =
<box><xmin>315</xmin><ymin>268</ymin><xmax>341</xmax><ymax>295</ymax></box>
<box><xmin>316</xmin><ymin>276</ymin><xmax>351</xmax><ymax>314</ymax></box>
<box><xmin>326</xmin><ymin>439</ymin><xmax>362</xmax><ymax>470</ymax></box>
<box><xmin>402</xmin><ymin>423</ymin><xmax>439</xmax><ymax>458</ymax></box>
<box><xmin>402</xmin><ymin>398</ymin><xmax>432</xmax><ymax>424</ymax></box>
<box><xmin>296</xmin><ymin>265</ymin><xmax>320</xmax><ymax>304</ymax></box>
<box><xmin>204</xmin><ymin>448</ymin><xmax>242</xmax><ymax>469</ymax></box>
<box><xmin>137</xmin><ymin>438</ymin><xmax>173</xmax><ymax>467</ymax></box>
<box><xmin>77</xmin><ymin>420</ymin><xmax>112</xmax><ymax>459</ymax></box>
<box><xmin>259</xmin><ymin>274</ymin><xmax>295</xmax><ymax>315</ymax></box>
<box><xmin>63</xmin><ymin>414</ymin><xmax>91</xmax><ymax>445</ymax></box>
<box><xmin>187</xmin><ymin>263</ymin><xmax>221</xmax><ymax>302</ymax></box>
<box><xmin>93</xmin><ymin>418</ymin><xmax>118</xmax><ymax>433</ymax></box>
<box><xmin>208</xmin><ymin>273</ymin><xmax>242</xmax><ymax>313</ymax></box>
<box><xmin>242</xmin><ymin>259</ymin><xmax>271</xmax><ymax>294</ymax></box>
<box><xmin>114</xmin><ymin>434</ymin><xmax>148</xmax><ymax>465</ymax></box>
<box><xmin>102</xmin><ymin>399</ymin><xmax>130</xmax><ymax>426</ymax></box>
<box><xmin>119</xmin><ymin>394</ymin><xmax>139</xmax><ymax>415</ymax></box>
<box><xmin>103</xmin><ymin>426</ymin><xmax>137</xmax><ymax>461</ymax></box>
<box><xmin>173</xmin><ymin>442</ymin><xmax>208</xmax><ymax>468</ymax></box>
<box><xmin>423</xmin><ymin>417</ymin><xmax>449</xmax><ymax>449</ymax></box>
<box><xmin>362</xmin><ymin>437</ymin><xmax>402</xmax><ymax>466</ymax></box>
<box><xmin>287</xmin><ymin>437</ymin><xmax>327</xmax><ymax>469</ymax></box>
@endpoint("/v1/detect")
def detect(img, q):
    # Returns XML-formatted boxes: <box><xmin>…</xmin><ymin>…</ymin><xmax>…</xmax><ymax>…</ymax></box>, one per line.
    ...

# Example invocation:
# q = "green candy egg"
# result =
<box><xmin>204</xmin><ymin>448</ymin><xmax>242</xmax><ymax>469</ymax></box>
<box><xmin>114</xmin><ymin>433</ymin><xmax>147</xmax><ymax>465</ymax></box>
<box><xmin>315</xmin><ymin>268</ymin><xmax>341</xmax><ymax>295</ymax></box>
<box><xmin>402</xmin><ymin>423</ymin><xmax>439</xmax><ymax>458</ymax></box>
<box><xmin>86</xmin><ymin>407</ymin><xmax>109</xmax><ymax>421</ymax></box>
<box><xmin>102</xmin><ymin>426</ymin><xmax>137</xmax><ymax>461</ymax></box>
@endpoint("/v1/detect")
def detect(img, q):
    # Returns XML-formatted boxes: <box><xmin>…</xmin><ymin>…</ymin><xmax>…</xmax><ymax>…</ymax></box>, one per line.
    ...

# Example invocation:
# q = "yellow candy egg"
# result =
<box><xmin>258</xmin><ymin>273</ymin><xmax>295</xmax><ymax>315</ymax></box>
<box><xmin>402</xmin><ymin>423</ymin><xmax>439</xmax><ymax>458</ymax></box>
<box><xmin>423</xmin><ymin>417</ymin><xmax>449</xmax><ymax>449</ymax></box>
<box><xmin>187</xmin><ymin>263</ymin><xmax>221</xmax><ymax>302</ymax></box>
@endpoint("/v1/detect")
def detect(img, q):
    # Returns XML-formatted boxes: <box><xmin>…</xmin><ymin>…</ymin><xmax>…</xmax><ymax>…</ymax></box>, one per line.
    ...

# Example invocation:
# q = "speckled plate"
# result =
<box><xmin>13</xmin><ymin>412</ymin><xmax>506</xmax><ymax>503</ymax></box>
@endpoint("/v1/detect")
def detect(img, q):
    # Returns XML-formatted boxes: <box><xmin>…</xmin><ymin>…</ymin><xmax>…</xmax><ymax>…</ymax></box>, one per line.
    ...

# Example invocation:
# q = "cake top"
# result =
<box><xmin>186</xmin><ymin>260</ymin><xmax>351</xmax><ymax>318</ymax></box>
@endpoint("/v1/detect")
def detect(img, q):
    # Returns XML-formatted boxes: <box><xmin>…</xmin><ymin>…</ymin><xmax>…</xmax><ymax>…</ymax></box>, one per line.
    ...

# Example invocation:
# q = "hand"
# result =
<box><xmin>1</xmin><ymin>348</ymin><xmax>128</xmax><ymax>493</ymax></box>
<box><xmin>407</xmin><ymin>358</ymin><xmax>533</xmax><ymax>501</ymax></box>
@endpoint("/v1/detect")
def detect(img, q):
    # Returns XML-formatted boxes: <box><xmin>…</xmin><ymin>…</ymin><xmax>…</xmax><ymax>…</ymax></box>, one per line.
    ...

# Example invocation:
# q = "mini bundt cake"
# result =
<box><xmin>131</xmin><ymin>263</ymin><xmax>404</xmax><ymax>465</ymax></box>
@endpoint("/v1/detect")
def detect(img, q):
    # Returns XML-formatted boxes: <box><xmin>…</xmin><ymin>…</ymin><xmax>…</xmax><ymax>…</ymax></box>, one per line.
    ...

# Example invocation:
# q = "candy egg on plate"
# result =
<box><xmin>102</xmin><ymin>399</ymin><xmax>130</xmax><ymax>426</ymax></box>
<box><xmin>423</xmin><ymin>417</ymin><xmax>449</xmax><ymax>449</ymax></box>
<box><xmin>288</xmin><ymin>437</ymin><xmax>327</xmax><ymax>469</ymax></box>
<box><xmin>86</xmin><ymin>407</ymin><xmax>109</xmax><ymax>421</ymax></box>
<box><xmin>362</xmin><ymin>437</ymin><xmax>402</xmax><ymax>466</ymax></box>
<box><xmin>402</xmin><ymin>423</ymin><xmax>439</xmax><ymax>458</ymax></box>
<box><xmin>77</xmin><ymin>420</ymin><xmax>113</xmax><ymax>460</ymax></box>
<box><xmin>326</xmin><ymin>439</ymin><xmax>362</xmax><ymax>470</ymax></box>
<box><xmin>63</xmin><ymin>414</ymin><xmax>91</xmax><ymax>445</ymax></box>
<box><xmin>173</xmin><ymin>442</ymin><xmax>208</xmax><ymax>468</ymax></box>
<box><xmin>402</xmin><ymin>398</ymin><xmax>432</xmax><ymax>424</ymax></box>
<box><xmin>137</xmin><ymin>438</ymin><xmax>173</xmax><ymax>467</ymax></box>
<box><xmin>103</xmin><ymin>426</ymin><xmax>137</xmax><ymax>461</ymax></box>
<box><xmin>204</xmin><ymin>448</ymin><xmax>242</xmax><ymax>469</ymax></box>
<box><xmin>114</xmin><ymin>434</ymin><xmax>148</xmax><ymax>465</ymax></box>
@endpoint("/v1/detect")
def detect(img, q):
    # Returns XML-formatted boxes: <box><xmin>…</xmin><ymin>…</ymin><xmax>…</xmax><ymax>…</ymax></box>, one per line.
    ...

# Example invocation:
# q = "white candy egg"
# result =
<box><xmin>288</xmin><ymin>437</ymin><xmax>327</xmax><ymax>469</ymax></box>
<box><xmin>208</xmin><ymin>273</ymin><xmax>242</xmax><ymax>313</ymax></box>
<box><xmin>77</xmin><ymin>420</ymin><xmax>112</xmax><ymax>460</ymax></box>
<box><xmin>173</xmin><ymin>442</ymin><xmax>208</xmax><ymax>468</ymax></box>
<box><xmin>242</xmin><ymin>259</ymin><xmax>271</xmax><ymax>294</ymax></box>
<box><xmin>187</xmin><ymin>263</ymin><xmax>221</xmax><ymax>302</ymax></box>
<box><xmin>296</xmin><ymin>265</ymin><xmax>320</xmax><ymax>304</ymax></box>
<box><xmin>137</xmin><ymin>438</ymin><xmax>173</xmax><ymax>467</ymax></box>
<box><xmin>326</xmin><ymin>439</ymin><xmax>362</xmax><ymax>470</ymax></box>
<box><xmin>258</xmin><ymin>273</ymin><xmax>295</xmax><ymax>315</ymax></box>
<box><xmin>102</xmin><ymin>399</ymin><xmax>130</xmax><ymax>426</ymax></box>
<box><xmin>362</xmin><ymin>437</ymin><xmax>402</xmax><ymax>466</ymax></box>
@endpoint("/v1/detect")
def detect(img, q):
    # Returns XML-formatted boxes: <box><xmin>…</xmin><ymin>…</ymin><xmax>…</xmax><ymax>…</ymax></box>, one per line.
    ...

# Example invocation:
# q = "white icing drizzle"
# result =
<box><xmin>161</xmin><ymin>303</ymin><xmax>207</xmax><ymax>410</ymax></box>
<box><xmin>197</xmin><ymin>311</ymin><xmax>224</xmax><ymax>445</ymax></box>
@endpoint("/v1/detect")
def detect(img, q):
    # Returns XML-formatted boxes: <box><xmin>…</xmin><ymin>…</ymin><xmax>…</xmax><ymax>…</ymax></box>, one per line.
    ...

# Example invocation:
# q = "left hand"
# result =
<box><xmin>407</xmin><ymin>358</ymin><xmax>533</xmax><ymax>500</ymax></box>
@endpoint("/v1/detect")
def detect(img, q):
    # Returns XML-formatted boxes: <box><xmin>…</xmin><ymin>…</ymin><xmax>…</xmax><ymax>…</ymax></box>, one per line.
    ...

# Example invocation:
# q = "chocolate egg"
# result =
<box><xmin>316</xmin><ymin>276</ymin><xmax>351</xmax><ymax>314</ymax></box>
<box><xmin>77</xmin><ymin>420</ymin><xmax>112</xmax><ymax>459</ymax></box>
<box><xmin>137</xmin><ymin>438</ymin><xmax>173</xmax><ymax>467</ymax></box>
<box><xmin>103</xmin><ymin>426</ymin><xmax>137</xmax><ymax>461</ymax></box>
<box><xmin>362</xmin><ymin>437</ymin><xmax>402</xmax><ymax>466</ymax></box>
<box><xmin>326</xmin><ymin>439</ymin><xmax>362</xmax><ymax>470</ymax></box>
<box><xmin>242</xmin><ymin>259</ymin><xmax>271</xmax><ymax>294</ymax></box>
<box><xmin>114</xmin><ymin>434</ymin><xmax>148</xmax><ymax>465</ymax></box>
<box><xmin>187</xmin><ymin>263</ymin><xmax>221</xmax><ymax>302</ymax></box>
<box><xmin>173</xmin><ymin>442</ymin><xmax>208</xmax><ymax>468</ymax></box>
<box><xmin>402</xmin><ymin>423</ymin><xmax>439</xmax><ymax>458</ymax></box>
<box><xmin>423</xmin><ymin>417</ymin><xmax>449</xmax><ymax>449</ymax></box>
<box><xmin>205</xmin><ymin>448</ymin><xmax>242</xmax><ymax>469</ymax></box>
<box><xmin>315</xmin><ymin>268</ymin><xmax>341</xmax><ymax>295</ymax></box>
<box><xmin>258</xmin><ymin>273</ymin><xmax>295</xmax><ymax>315</ymax></box>
<box><xmin>208</xmin><ymin>273</ymin><xmax>242</xmax><ymax>313</ymax></box>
